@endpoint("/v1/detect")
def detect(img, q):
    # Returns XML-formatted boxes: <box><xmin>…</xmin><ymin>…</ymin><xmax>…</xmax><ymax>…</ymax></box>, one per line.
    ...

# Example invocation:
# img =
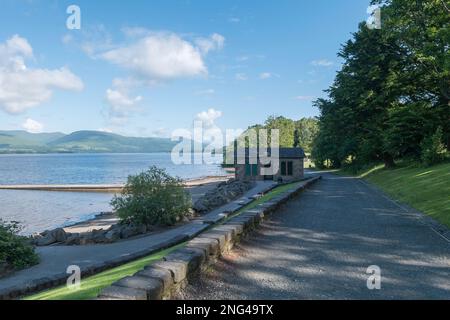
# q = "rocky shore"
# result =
<box><xmin>30</xmin><ymin>175</ymin><xmax>253</xmax><ymax>247</ymax></box>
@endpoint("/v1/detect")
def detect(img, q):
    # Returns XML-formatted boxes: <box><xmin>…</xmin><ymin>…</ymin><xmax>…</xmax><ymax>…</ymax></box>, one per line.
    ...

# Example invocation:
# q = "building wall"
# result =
<box><xmin>235</xmin><ymin>158</ymin><xmax>304</xmax><ymax>182</ymax></box>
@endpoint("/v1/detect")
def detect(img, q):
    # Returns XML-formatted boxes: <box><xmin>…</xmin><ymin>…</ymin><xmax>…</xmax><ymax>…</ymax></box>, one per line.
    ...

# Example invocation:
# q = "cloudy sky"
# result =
<box><xmin>0</xmin><ymin>0</ymin><xmax>371</xmax><ymax>137</ymax></box>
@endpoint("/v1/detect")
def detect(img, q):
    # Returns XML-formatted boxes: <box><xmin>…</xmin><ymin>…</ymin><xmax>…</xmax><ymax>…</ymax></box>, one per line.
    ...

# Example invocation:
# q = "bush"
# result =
<box><xmin>420</xmin><ymin>127</ymin><xmax>447</xmax><ymax>166</ymax></box>
<box><xmin>0</xmin><ymin>220</ymin><xmax>39</xmax><ymax>271</ymax></box>
<box><xmin>111</xmin><ymin>166</ymin><xmax>192</xmax><ymax>226</ymax></box>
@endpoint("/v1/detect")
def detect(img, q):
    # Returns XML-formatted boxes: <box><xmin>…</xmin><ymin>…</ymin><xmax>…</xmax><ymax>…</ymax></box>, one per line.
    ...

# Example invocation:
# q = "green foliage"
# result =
<box><xmin>421</xmin><ymin>126</ymin><xmax>447</xmax><ymax>166</ymax></box>
<box><xmin>312</xmin><ymin>0</ymin><xmax>449</xmax><ymax>169</ymax></box>
<box><xmin>111</xmin><ymin>166</ymin><xmax>192</xmax><ymax>226</ymax></box>
<box><xmin>0</xmin><ymin>220</ymin><xmax>39</xmax><ymax>270</ymax></box>
<box><xmin>229</xmin><ymin>116</ymin><xmax>318</xmax><ymax>152</ymax></box>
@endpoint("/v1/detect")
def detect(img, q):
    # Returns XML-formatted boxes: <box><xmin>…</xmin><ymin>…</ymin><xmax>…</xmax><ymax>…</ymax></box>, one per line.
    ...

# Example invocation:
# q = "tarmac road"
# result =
<box><xmin>179</xmin><ymin>172</ymin><xmax>450</xmax><ymax>300</ymax></box>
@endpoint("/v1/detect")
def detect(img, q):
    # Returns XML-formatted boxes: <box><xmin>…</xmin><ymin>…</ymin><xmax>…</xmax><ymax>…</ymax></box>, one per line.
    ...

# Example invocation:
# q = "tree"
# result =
<box><xmin>421</xmin><ymin>126</ymin><xmax>447</xmax><ymax>166</ymax></box>
<box><xmin>111</xmin><ymin>166</ymin><xmax>192</xmax><ymax>226</ymax></box>
<box><xmin>312</xmin><ymin>0</ymin><xmax>449</xmax><ymax>169</ymax></box>
<box><xmin>293</xmin><ymin>129</ymin><xmax>300</xmax><ymax>148</ymax></box>
<box><xmin>0</xmin><ymin>220</ymin><xmax>39</xmax><ymax>271</ymax></box>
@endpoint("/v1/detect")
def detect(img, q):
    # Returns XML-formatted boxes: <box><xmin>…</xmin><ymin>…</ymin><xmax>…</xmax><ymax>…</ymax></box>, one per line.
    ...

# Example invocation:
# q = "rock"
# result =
<box><xmin>99</xmin><ymin>285</ymin><xmax>147</xmax><ymax>300</ymax></box>
<box><xmin>89</xmin><ymin>229</ymin><xmax>109</xmax><ymax>243</ymax></box>
<box><xmin>193</xmin><ymin>179</ymin><xmax>254</xmax><ymax>214</ymax></box>
<box><xmin>36</xmin><ymin>228</ymin><xmax>67</xmax><ymax>246</ymax></box>
<box><xmin>105</xmin><ymin>228</ymin><xmax>121</xmax><ymax>242</ymax></box>
<box><xmin>114</xmin><ymin>276</ymin><xmax>163</xmax><ymax>300</ymax></box>
<box><xmin>53</xmin><ymin>228</ymin><xmax>68</xmax><ymax>242</ymax></box>
<box><xmin>36</xmin><ymin>233</ymin><xmax>56</xmax><ymax>246</ymax></box>
<box><xmin>65</xmin><ymin>233</ymin><xmax>81</xmax><ymax>245</ymax></box>
<box><xmin>120</xmin><ymin>223</ymin><xmax>147</xmax><ymax>239</ymax></box>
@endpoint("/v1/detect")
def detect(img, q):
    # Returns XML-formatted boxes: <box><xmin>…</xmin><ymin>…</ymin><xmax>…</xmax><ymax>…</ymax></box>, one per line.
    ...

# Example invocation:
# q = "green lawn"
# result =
<box><xmin>24</xmin><ymin>180</ymin><xmax>303</xmax><ymax>300</ymax></box>
<box><xmin>25</xmin><ymin>243</ymin><xmax>186</xmax><ymax>300</ymax></box>
<box><xmin>353</xmin><ymin>162</ymin><xmax>450</xmax><ymax>228</ymax></box>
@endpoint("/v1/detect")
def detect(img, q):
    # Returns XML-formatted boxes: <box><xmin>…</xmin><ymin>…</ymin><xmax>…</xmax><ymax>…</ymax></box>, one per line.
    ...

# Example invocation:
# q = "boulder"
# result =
<box><xmin>65</xmin><ymin>233</ymin><xmax>81</xmax><ymax>245</ymax></box>
<box><xmin>105</xmin><ymin>228</ymin><xmax>121</xmax><ymax>242</ymax></box>
<box><xmin>193</xmin><ymin>180</ymin><xmax>254</xmax><ymax>214</ymax></box>
<box><xmin>36</xmin><ymin>228</ymin><xmax>67</xmax><ymax>246</ymax></box>
<box><xmin>120</xmin><ymin>223</ymin><xmax>147</xmax><ymax>239</ymax></box>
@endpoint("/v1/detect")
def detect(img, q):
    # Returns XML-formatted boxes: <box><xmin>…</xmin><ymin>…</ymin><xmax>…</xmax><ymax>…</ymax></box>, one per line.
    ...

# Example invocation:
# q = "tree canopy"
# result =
<box><xmin>312</xmin><ymin>0</ymin><xmax>449</xmax><ymax>169</ymax></box>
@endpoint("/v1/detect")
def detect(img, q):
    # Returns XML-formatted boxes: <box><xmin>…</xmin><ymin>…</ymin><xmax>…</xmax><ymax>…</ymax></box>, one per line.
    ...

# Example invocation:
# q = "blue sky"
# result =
<box><xmin>0</xmin><ymin>0</ymin><xmax>371</xmax><ymax>137</ymax></box>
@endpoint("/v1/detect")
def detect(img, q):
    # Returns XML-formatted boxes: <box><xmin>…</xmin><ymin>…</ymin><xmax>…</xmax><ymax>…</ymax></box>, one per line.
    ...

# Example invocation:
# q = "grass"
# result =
<box><xmin>25</xmin><ymin>243</ymin><xmax>185</xmax><ymax>300</ymax></box>
<box><xmin>24</xmin><ymin>180</ymin><xmax>303</xmax><ymax>300</ymax></box>
<box><xmin>342</xmin><ymin>161</ymin><xmax>450</xmax><ymax>228</ymax></box>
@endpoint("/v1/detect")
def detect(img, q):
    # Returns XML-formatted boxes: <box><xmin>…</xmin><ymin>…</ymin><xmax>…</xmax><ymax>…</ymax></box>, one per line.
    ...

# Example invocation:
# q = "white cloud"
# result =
<box><xmin>0</xmin><ymin>35</ymin><xmax>83</xmax><ymax>114</ymax></box>
<box><xmin>151</xmin><ymin>127</ymin><xmax>169</xmax><ymax>138</ymax></box>
<box><xmin>97</xmin><ymin>127</ymin><xmax>114</xmax><ymax>133</ymax></box>
<box><xmin>195</xmin><ymin>33</ymin><xmax>225</xmax><ymax>55</ymax></box>
<box><xmin>235</xmin><ymin>73</ymin><xmax>248</xmax><ymax>81</ymax></box>
<box><xmin>195</xmin><ymin>108</ymin><xmax>222</xmax><ymax>129</ymax></box>
<box><xmin>101</xmin><ymin>32</ymin><xmax>224</xmax><ymax>81</ymax></box>
<box><xmin>195</xmin><ymin>89</ymin><xmax>215</xmax><ymax>96</ymax></box>
<box><xmin>229</xmin><ymin>17</ymin><xmax>240</xmax><ymax>23</ymax></box>
<box><xmin>61</xmin><ymin>34</ymin><xmax>73</xmax><ymax>45</ymax></box>
<box><xmin>105</xmin><ymin>82</ymin><xmax>142</xmax><ymax>121</ymax></box>
<box><xmin>260</xmin><ymin>72</ymin><xmax>280</xmax><ymax>80</ymax></box>
<box><xmin>22</xmin><ymin>118</ymin><xmax>43</xmax><ymax>133</ymax></box>
<box><xmin>295</xmin><ymin>95</ymin><xmax>315</xmax><ymax>101</ymax></box>
<box><xmin>311</xmin><ymin>59</ymin><xmax>334</xmax><ymax>67</ymax></box>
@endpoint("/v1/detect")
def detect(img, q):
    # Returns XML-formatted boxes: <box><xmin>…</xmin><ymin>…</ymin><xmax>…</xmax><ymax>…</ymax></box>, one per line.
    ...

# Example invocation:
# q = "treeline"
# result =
<box><xmin>238</xmin><ymin>116</ymin><xmax>318</xmax><ymax>152</ymax></box>
<box><xmin>312</xmin><ymin>0</ymin><xmax>449</xmax><ymax>170</ymax></box>
<box><xmin>223</xmin><ymin>116</ymin><xmax>318</xmax><ymax>165</ymax></box>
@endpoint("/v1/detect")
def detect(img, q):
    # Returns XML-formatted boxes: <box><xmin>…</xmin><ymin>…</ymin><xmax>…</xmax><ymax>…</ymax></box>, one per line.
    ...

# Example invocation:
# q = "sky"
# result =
<box><xmin>0</xmin><ymin>0</ymin><xmax>372</xmax><ymax>138</ymax></box>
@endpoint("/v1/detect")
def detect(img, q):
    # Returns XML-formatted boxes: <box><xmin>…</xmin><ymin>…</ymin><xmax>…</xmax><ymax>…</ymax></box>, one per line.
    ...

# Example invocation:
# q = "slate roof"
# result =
<box><xmin>234</xmin><ymin>147</ymin><xmax>305</xmax><ymax>160</ymax></box>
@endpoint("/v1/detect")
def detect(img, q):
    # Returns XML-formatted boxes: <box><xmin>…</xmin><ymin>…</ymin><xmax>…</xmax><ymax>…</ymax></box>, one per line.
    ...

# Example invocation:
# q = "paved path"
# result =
<box><xmin>180</xmin><ymin>173</ymin><xmax>450</xmax><ymax>300</ymax></box>
<box><xmin>0</xmin><ymin>181</ymin><xmax>275</xmax><ymax>297</ymax></box>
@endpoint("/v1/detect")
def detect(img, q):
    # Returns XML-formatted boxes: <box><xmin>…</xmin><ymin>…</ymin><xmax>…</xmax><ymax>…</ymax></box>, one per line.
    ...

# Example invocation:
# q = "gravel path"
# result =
<box><xmin>178</xmin><ymin>173</ymin><xmax>450</xmax><ymax>300</ymax></box>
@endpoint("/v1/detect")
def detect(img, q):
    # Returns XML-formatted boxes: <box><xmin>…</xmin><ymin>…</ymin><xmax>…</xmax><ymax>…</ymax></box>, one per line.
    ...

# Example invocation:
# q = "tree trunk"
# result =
<box><xmin>383</xmin><ymin>153</ymin><xmax>395</xmax><ymax>169</ymax></box>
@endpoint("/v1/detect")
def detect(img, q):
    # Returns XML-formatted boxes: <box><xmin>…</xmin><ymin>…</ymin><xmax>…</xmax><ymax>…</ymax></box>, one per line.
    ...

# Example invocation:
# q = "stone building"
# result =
<box><xmin>234</xmin><ymin>147</ymin><xmax>305</xmax><ymax>182</ymax></box>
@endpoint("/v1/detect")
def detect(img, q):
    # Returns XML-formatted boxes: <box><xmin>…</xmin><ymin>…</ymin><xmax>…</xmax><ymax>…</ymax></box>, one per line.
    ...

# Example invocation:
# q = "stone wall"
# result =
<box><xmin>192</xmin><ymin>179</ymin><xmax>254</xmax><ymax>214</ymax></box>
<box><xmin>96</xmin><ymin>176</ymin><xmax>321</xmax><ymax>300</ymax></box>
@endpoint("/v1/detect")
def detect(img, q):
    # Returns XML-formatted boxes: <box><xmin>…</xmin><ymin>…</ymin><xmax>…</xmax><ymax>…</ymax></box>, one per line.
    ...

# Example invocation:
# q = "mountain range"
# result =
<box><xmin>0</xmin><ymin>130</ymin><xmax>180</xmax><ymax>154</ymax></box>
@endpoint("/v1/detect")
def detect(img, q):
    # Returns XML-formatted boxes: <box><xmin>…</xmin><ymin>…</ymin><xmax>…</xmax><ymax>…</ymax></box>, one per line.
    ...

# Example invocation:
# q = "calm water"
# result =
<box><xmin>0</xmin><ymin>153</ymin><xmax>227</xmax><ymax>234</ymax></box>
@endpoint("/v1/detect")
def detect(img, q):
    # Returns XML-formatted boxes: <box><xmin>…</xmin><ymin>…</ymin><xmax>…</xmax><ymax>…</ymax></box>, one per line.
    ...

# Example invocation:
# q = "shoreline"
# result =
<box><xmin>0</xmin><ymin>173</ymin><xmax>235</xmax><ymax>193</ymax></box>
<box><xmin>43</xmin><ymin>174</ymin><xmax>234</xmax><ymax>234</ymax></box>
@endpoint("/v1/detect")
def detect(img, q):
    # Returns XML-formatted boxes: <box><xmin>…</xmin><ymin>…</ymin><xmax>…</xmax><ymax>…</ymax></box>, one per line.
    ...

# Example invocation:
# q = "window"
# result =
<box><xmin>245</xmin><ymin>163</ymin><xmax>258</xmax><ymax>176</ymax></box>
<box><xmin>287</xmin><ymin>161</ymin><xmax>293</xmax><ymax>176</ymax></box>
<box><xmin>245</xmin><ymin>164</ymin><xmax>251</xmax><ymax>176</ymax></box>
<box><xmin>281</xmin><ymin>161</ymin><xmax>286</xmax><ymax>175</ymax></box>
<box><xmin>252</xmin><ymin>164</ymin><xmax>258</xmax><ymax>176</ymax></box>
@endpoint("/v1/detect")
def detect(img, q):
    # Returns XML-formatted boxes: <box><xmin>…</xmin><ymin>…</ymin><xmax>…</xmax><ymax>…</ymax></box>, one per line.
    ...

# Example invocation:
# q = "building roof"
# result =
<box><xmin>234</xmin><ymin>147</ymin><xmax>305</xmax><ymax>160</ymax></box>
<box><xmin>278</xmin><ymin>147</ymin><xmax>305</xmax><ymax>158</ymax></box>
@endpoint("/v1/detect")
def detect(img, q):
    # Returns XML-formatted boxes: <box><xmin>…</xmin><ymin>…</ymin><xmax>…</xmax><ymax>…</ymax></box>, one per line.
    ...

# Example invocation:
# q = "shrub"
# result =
<box><xmin>420</xmin><ymin>127</ymin><xmax>447</xmax><ymax>166</ymax></box>
<box><xmin>111</xmin><ymin>166</ymin><xmax>192</xmax><ymax>226</ymax></box>
<box><xmin>0</xmin><ymin>220</ymin><xmax>39</xmax><ymax>271</ymax></box>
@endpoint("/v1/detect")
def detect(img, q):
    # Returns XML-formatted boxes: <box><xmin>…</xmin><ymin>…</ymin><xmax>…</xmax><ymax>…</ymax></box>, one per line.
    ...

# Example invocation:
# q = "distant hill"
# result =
<box><xmin>0</xmin><ymin>130</ymin><xmax>179</xmax><ymax>154</ymax></box>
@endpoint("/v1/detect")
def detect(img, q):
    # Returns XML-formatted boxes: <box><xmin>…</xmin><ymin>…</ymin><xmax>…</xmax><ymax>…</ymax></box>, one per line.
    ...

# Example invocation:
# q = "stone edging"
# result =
<box><xmin>0</xmin><ymin>180</ymin><xmax>275</xmax><ymax>299</ymax></box>
<box><xmin>96</xmin><ymin>176</ymin><xmax>322</xmax><ymax>300</ymax></box>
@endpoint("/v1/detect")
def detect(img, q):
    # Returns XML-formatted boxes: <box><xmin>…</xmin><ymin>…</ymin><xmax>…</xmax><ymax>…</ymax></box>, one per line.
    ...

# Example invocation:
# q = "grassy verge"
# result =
<box><xmin>341</xmin><ymin>162</ymin><xmax>450</xmax><ymax>228</ymax></box>
<box><xmin>24</xmin><ymin>180</ymin><xmax>302</xmax><ymax>300</ymax></box>
<box><xmin>25</xmin><ymin>243</ymin><xmax>185</xmax><ymax>300</ymax></box>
